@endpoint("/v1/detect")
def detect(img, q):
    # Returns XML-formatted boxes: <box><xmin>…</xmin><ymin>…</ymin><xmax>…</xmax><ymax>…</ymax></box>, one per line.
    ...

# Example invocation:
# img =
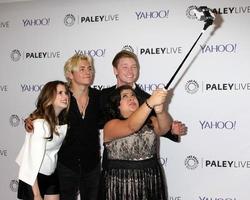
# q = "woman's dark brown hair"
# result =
<box><xmin>29</xmin><ymin>80</ymin><xmax>69</xmax><ymax>140</ymax></box>
<box><xmin>105</xmin><ymin>85</ymin><xmax>143</xmax><ymax>117</ymax></box>
<box><xmin>105</xmin><ymin>85</ymin><xmax>152</xmax><ymax>128</ymax></box>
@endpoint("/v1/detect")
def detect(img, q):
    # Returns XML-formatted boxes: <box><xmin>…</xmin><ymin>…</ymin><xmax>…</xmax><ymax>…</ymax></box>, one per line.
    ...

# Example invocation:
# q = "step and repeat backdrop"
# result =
<box><xmin>0</xmin><ymin>0</ymin><xmax>250</xmax><ymax>199</ymax></box>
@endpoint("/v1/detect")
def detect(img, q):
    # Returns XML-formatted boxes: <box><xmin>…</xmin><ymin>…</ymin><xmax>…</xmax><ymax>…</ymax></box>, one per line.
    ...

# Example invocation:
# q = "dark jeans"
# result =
<box><xmin>57</xmin><ymin>161</ymin><xmax>101</xmax><ymax>200</ymax></box>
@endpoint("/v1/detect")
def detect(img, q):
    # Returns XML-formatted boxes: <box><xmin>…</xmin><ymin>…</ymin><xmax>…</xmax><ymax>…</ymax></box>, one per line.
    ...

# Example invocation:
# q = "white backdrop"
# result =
<box><xmin>1</xmin><ymin>0</ymin><xmax>250</xmax><ymax>199</ymax></box>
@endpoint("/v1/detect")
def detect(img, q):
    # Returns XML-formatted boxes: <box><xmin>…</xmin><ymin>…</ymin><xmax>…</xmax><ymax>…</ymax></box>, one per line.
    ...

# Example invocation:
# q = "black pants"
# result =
<box><xmin>57</xmin><ymin>162</ymin><xmax>101</xmax><ymax>200</ymax></box>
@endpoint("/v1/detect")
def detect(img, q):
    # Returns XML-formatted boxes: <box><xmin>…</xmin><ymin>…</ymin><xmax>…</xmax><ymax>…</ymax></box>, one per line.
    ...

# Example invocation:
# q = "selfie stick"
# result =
<box><xmin>164</xmin><ymin>6</ymin><xmax>215</xmax><ymax>90</ymax></box>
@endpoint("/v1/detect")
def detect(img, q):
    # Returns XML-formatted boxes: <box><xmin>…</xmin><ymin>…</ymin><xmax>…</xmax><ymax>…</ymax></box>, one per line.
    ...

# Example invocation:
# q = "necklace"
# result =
<box><xmin>81</xmin><ymin>96</ymin><xmax>89</xmax><ymax>119</ymax></box>
<box><xmin>73</xmin><ymin>93</ymin><xmax>89</xmax><ymax>120</ymax></box>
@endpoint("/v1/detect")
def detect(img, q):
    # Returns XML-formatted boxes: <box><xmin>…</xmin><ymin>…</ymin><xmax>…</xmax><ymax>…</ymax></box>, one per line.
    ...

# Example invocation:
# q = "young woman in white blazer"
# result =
<box><xmin>16</xmin><ymin>80</ymin><xmax>70</xmax><ymax>200</ymax></box>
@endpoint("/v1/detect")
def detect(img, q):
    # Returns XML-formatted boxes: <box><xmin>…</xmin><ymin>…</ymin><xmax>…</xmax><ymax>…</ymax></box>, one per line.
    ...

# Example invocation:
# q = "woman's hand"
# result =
<box><xmin>24</xmin><ymin>117</ymin><xmax>34</xmax><ymax>133</ymax></box>
<box><xmin>147</xmin><ymin>89</ymin><xmax>168</xmax><ymax>108</ymax></box>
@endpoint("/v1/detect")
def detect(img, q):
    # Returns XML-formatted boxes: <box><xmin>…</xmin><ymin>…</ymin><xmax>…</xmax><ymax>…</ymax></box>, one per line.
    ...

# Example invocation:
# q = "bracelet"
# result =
<box><xmin>145</xmin><ymin>100</ymin><xmax>153</xmax><ymax>109</ymax></box>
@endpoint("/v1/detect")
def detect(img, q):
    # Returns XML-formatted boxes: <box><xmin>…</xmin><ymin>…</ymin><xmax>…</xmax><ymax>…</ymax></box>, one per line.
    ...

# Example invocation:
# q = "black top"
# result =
<box><xmin>101</xmin><ymin>84</ymin><xmax>179</xmax><ymax>142</ymax></box>
<box><xmin>58</xmin><ymin>87</ymin><xmax>102</xmax><ymax>173</ymax></box>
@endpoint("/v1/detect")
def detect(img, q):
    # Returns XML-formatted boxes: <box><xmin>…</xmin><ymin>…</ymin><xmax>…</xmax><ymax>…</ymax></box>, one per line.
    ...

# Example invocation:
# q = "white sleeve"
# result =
<box><xmin>16</xmin><ymin>119</ymin><xmax>49</xmax><ymax>186</ymax></box>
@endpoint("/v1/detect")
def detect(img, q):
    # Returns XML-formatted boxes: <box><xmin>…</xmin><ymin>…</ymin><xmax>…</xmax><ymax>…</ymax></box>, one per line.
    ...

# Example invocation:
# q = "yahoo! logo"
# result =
<box><xmin>199</xmin><ymin>120</ymin><xmax>236</xmax><ymax>130</ymax></box>
<box><xmin>200</xmin><ymin>43</ymin><xmax>237</xmax><ymax>53</ymax></box>
<box><xmin>75</xmin><ymin>49</ymin><xmax>106</xmax><ymax>57</ymax></box>
<box><xmin>138</xmin><ymin>83</ymin><xmax>167</xmax><ymax>93</ymax></box>
<box><xmin>23</xmin><ymin>17</ymin><xmax>50</xmax><ymax>27</ymax></box>
<box><xmin>135</xmin><ymin>9</ymin><xmax>169</xmax><ymax>20</ymax></box>
<box><xmin>199</xmin><ymin>196</ymin><xmax>237</xmax><ymax>200</ymax></box>
<box><xmin>21</xmin><ymin>84</ymin><xmax>44</xmax><ymax>92</ymax></box>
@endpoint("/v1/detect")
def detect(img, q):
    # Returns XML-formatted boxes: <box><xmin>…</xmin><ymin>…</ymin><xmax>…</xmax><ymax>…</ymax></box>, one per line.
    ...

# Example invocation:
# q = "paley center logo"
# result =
<box><xmin>185</xmin><ymin>80</ymin><xmax>199</xmax><ymax>94</ymax></box>
<box><xmin>186</xmin><ymin>6</ymin><xmax>198</xmax><ymax>19</ymax></box>
<box><xmin>9</xmin><ymin>114</ymin><xmax>27</xmax><ymax>127</ymax></box>
<box><xmin>205</xmin><ymin>159</ymin><xmax>250</xmax><ymax>169</ymax></box>
<box><xmin>10</xmin><ymin>49</ymin><xmax>61</xmax><ymax>62</ymax></box>
<box><xmin>10</xmin><ymin>49</ymin><xmax>22</xmax><ymax>62</ymax></box>
<box><xmin>64</xmin><ymin>14</ymin><xmax>76</xmax><ymax>26</ymax></box>
<box><xmin>120</xmin><ymin>44</ymin><xmax>182</xmax><ymax>56</ymax></box>
<box><xmin>159</xmin><ymin>157</ymin><xmax>168</xmax><ymax>167</ymax></box>
<box><xmin>139</xmin><ymin>46</ymin><xmax>182</xmax><ymax>55</ymax></box>
<box><xmin>185</xmin><ymin>155</ymin><xmax>250</xmax><ymax>169</ymax></box>
<box><xmin>9</xmin><ymin>114</ymin><xmax>21</xmax><ymax>127</ymax></box>
<box><xmin>184</xmin><ymin>155</ymin><xmax>199</xmax><ymax>170</ymax></box>
<box><xmin>122</xmin><ymin>45</ymin><xmax>135</xmax><ymax>53</ymax></box>
<box><xmin>10</xmin><ymin>179</ymin><xmax>19</xmax><ymax>192</ymax></box>
<box><xmin>212</xmin><ymin>6</ymin><xmax>250</xmax><ymax>15</ymax></box>
<box><xmin>185</xmin><ymin>80</ymin><xmax>250</xmax><ymax>94</ymax></box>
<box><xmin>186</xmin><ymin>5</ymin><xmax>250</xmax><ymax>16</ymax></box>
<box><xmin>204</xmin><ymin>82</ymin><xmax>250</xmax><ymax>92</ymax></box>
<box><xmin>64</xmin><ymin>13</ymin><xmax>119</xmax><ymax>26</ymax></box>
<box><xmin>135</xmin><ymin>9</ymin><xmax>169</xmax><ymax>20</ymax></box>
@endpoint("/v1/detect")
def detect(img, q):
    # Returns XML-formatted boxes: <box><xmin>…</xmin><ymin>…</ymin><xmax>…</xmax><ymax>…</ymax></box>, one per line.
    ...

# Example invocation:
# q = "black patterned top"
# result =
<box><xmin>105</xmin><ymin>125</ymin><xmax>157</xmax><ymax>161</ymax></box>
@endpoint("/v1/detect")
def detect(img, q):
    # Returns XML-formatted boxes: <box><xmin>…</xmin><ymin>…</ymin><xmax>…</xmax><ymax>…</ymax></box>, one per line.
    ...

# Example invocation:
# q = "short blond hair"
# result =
<box><xmin>112</xmin><ymin>50</ymin><xmax>140</xmax><ymax>70</ymax></box>
<box><xmin>64</xmin><ymin>54</ymin><xmax>94</xmax><ymax>83</ymax></box>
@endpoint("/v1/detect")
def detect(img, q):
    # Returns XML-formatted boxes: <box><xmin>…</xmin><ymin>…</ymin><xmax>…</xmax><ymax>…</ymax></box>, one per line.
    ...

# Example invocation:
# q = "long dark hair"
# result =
<box><xmin>29</xmin><ymin>80</ymin><xmax>70</xmax><ymax>140</ymax></box>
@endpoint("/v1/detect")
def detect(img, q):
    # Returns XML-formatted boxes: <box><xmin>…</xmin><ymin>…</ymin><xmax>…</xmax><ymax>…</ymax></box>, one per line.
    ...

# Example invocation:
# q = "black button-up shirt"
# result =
<box><xmin>58</xmin><ymin>87</ymin><xmax>102</xmax><ymax>173</ymax></box>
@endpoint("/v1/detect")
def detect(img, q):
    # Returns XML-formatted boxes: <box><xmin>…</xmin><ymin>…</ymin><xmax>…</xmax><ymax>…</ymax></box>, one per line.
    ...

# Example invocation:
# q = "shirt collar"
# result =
<box><xmin>116</xmin><ymin>83</ymin><xmax>136</xmax><ymax>89</ymax></box>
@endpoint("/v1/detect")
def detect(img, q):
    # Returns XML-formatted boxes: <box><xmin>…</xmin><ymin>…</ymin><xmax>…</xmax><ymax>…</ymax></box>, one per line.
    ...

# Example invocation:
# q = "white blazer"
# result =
<box><xmin>16</xmin><ymin>119</ymin><xmax>67</xmax><ymax>186</ymax></box>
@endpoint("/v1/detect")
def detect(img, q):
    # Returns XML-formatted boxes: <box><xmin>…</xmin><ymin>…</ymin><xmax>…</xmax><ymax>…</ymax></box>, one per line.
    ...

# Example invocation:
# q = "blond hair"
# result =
<box><xmin>64</xmin><ymin>54</ymin><xmax>94</xmax><ymax>84</ymax></box>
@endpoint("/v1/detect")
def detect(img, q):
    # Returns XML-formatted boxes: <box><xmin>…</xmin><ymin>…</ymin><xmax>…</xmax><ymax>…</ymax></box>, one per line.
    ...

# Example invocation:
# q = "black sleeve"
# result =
<box><xmin>161</xmin><ymin>130</ymin><xmax>180</xmax><ymax>142</ymax></box>
<box><xmin>98</xmin><ymin>87</ymin><xmax>116</xmax><ymax>129</ymax></box>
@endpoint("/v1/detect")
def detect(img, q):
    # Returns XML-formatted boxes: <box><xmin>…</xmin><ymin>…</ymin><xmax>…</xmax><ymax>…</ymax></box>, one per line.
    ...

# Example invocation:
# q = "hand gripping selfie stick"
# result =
<box><xmin>164</xmin><ymin>6</ymin><xmax>215</xmax><ymax>90</ymax></box>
